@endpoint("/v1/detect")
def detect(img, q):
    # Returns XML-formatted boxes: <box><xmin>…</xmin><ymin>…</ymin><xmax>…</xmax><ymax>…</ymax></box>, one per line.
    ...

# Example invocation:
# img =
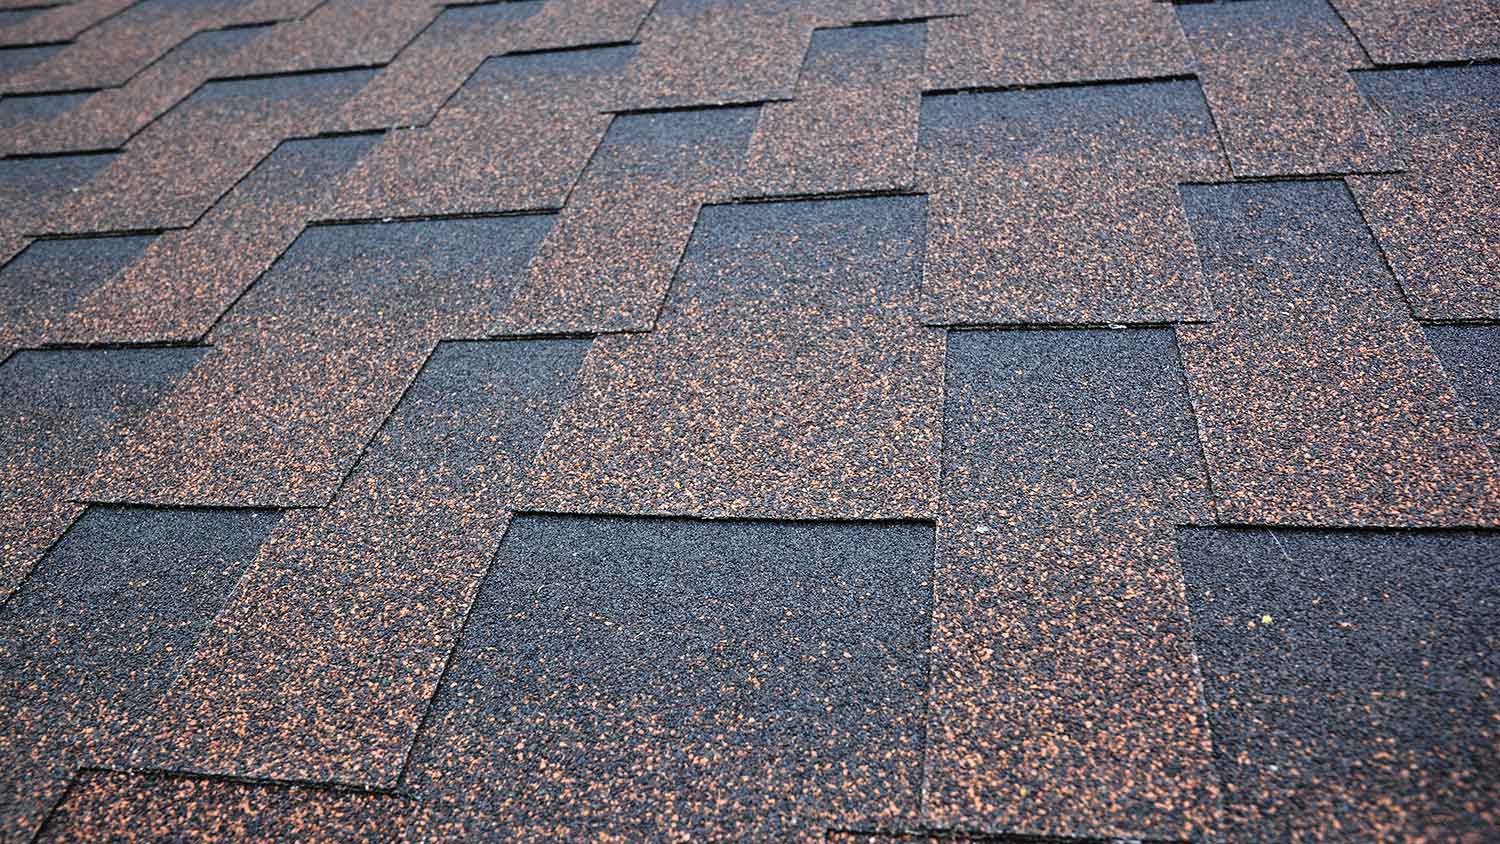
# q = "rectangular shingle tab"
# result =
<box><xmin>1176</xmin><ymin>0</ymin><xmax>1402</xmax><ymax>178</ymax></box>
<box><xmin>1178</xmin><ymin>180</ymin><xmax>1500</xmax><ymax>526</ymax></box>
<box><xmin>929</xmin><ymin>326</ymin><xmax>1219</xmax><ymax>840</ymax></box>
<box><xmin>526</xmin><ymin>195</ymin><xmax>941</xmax><ymax>519</ymax></box>
<box><xmin>919</xmin><ymin>79</ymin><xmax>1223</xmax><ymax>326</ymax></box>
<box><xmin>1177</xmin><ymin>527</ymin><xmax>1500</xmax><ymax>843</ymax></box>
<box><xmin>1349</xmin><ymin>65</ymin><xmax>1500</xmax><ymax>320</ymax></box>
<box><xmin>400</xmin><ymin>513</ymin><xmax>934</xmax><ymax>842</ymax></box>
<box><xmin>0</xmin><ymin>505</ymin><xmax>280</xmax><ymax>843</ymax></box>
<box><xmin>137</xmin><ymin>338</ymin><xmax>591</xmax><ymax>787</ymax></box>
<box><xmin>83</xmin><ymin>215</ymin><xmax>553</xmax><ymax>507</ymax></box>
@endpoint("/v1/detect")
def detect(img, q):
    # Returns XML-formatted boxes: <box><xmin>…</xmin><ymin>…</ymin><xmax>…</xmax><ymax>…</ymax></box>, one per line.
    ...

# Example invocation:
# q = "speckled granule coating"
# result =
<box><xmin>399</xmin><ymin>514</ymin><xmax>933</xmax><ymax>842</ymax></box>
<box><xmin>499</xmin><ymin>106</ymin><xmax>759</xmax><ymax>334</ymax></box>
<box><xmin>35</xmin><ymin>771</ymin><xmax>410</xmax><ymax>844</ymax></box>
<box><xmin>924</xmin><ymin>0</ymin><xmax>1192</xmax><ymax>91</ymax></box>
<box><xmin>83</xmin><ymin>215</ymin><xmax>553</xmax><ymax>508</ymax></box>
<box><xmin>612</xmin><ymin>0</ymin><xmax>815</xmax><ymax>110</ymax></box>
<box><xmin>0</xmin><ymin>234</ymin><xmax>153</xmax><ymax>352</ymax></box>
<box><xmin>739</xmin><ymin>22</ymin><xmax>925</xmax><ymax>197</ymax></box>
<box><xmin>0</xmin><ymin>0</ymin><xmax>305</xmax><ymax>94</ymax></box>
<box><xmin>328</xmin><ymin>45</ymin><xmax>633</xmax><ymax>220</ymax></box>
<box><xmin>0</xmin><ymin>151</ymin><xmax>116</xmax><ymax>265</ymax></box>
<box><xmin>216</xmin><ymin>0</ymin><xmax>441</xmax><ymax>79</ymax></box>
<box><xmin>0</xmin><ymin>26</ymin><xmax>264</xmax><ymax>156</ymax></box>
<box><xmin>60</xmin><ymin>134</ymin><xmax>382</xmax><ymax>345</ymax></box>
<box><xmin>137</xmin><ymin>339</ymin><xmax>589</xmax><ymax>788</ymax></box>
<box><xmin>331</xmin><ymin>1</ymin><xmax>547</xmax><ymax>132</ymax></box>
<box><xmin>1176</xmin><ymin>0</ymin><xmax>1401</xmax><ymax>178</ymax></box>
<box><xmin>918</xmin><ymin>79</ymin><xmax>1223</xmax><ymax>326</ymax></box>
<box><xmin>1425</xmin><ymin>325</ymin><xmax>1500</xmax><ymax>457</ymax></box>
<box><xmin>0</xmin><ymin>346</ymin><xmax>204</xmax><ymax>600</ymax></box>
<box><xmin>1348</xmin><ymin>65</ymin><xmax>1500</xmax><ymax>320</ymax></box>
<box><xmin>51</xmin><ymin>68</ymin><xmax>375</xmax><ymax>234</ymax></box>
<box><xmin>4</xmin><ymin>2</ymin><xmax>1500</xmax><ymax>841</ymax></box>
<box><xmin>1331</xmin><ymin>0</ymin><xmax>1500</xmax><ymax>64</ymax></box>
<box><xmin>0</xmin><ymin>505</ymin><xmax>280</xmax><ymax>844</ymax></box>
<box><xmin>929</xmin><ymin>328</ymin><xmax>1220</xmax><ymax>841</ymax></box>
<box><xmin>332</xmin><ymin>0</ymin><xmax>653</xmax><ymax>133</ymax></box>
<box><xmin>0</xmin><ymin>0</ymin><xmax>135</xmax><ymax>49</ymax></box>
<box><xmin>1179</xmin><ymin>180</ymin><xmax>1500</xmax><ymax>527</ymax></box>
<box><xmin>1177</xmin><ymin>527</ymin><xmax>1500</xmax><ymax>843</ymax></box>
<box><xmin>526</xmin><ymin>196</ymin><xmax>941</xmax><ymax>519</ymax></box>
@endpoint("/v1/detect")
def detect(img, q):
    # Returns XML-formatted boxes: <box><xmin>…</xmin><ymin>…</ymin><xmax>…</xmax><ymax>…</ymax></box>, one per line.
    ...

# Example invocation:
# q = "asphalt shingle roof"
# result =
<box><xmin>1</xmin><ymin>1</ymin><xmax>1497</xmax><ymax>842</ymax></box>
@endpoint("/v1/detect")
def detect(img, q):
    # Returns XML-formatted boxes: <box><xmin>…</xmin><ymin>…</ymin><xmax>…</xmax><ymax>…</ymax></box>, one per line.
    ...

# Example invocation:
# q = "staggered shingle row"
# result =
<box><xmin>1</xmin><ymin>0</ymin><xmax>1497</xmax><ymax>842</ymax></box>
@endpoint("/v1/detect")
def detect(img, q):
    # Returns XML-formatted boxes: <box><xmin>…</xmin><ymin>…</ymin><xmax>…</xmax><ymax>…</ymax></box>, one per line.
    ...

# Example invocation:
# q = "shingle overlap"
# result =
<box><xmin>2</xmin><ymin>2</ymin><xmax>1496</xmax><ymax>841</ymax></box>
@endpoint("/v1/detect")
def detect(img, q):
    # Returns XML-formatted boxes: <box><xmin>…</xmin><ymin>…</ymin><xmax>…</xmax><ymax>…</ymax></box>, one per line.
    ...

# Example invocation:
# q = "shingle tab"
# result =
<box><xmin>0</xmin><ymin>505</ymin><xmax>279</xmax><ymax>843</ymax></box>
<box><xmin>51</xmin><ymin>68</ymin><xmax>376</xmax><ymax>233</ymax></box>
<box><xmin>1349</xmin><ymin>65</ymin><xmax>1500</xmax><ymax>320</ymax></box>
<box><xmin>924</xmin><ymin>0</ymin><xmax>1193</xmax><ymax>91</ymax></box>
<box><xmin>137</xmin><ymin>338</ymin><xmax>590</xmax><ymax>787</ymax></box>
<box><xmin>83</xmin><ymin>215</ymin><xmax>553</xmax><ymax>507</ymax></box>
<box><xmin>499</xmin><ymin>105</ymin><xmax>759</xmax><ymax>334</ymax></box>
<box><xmin>1177</xmin><ymin>0</ymin><xmax>1401</xmax><ymax>178</ymax></box>
<box><xmin>59</xmin><ymin>133</ymin><xmax>382</xmax><ymax>344</ymax></box>
<box><xmin>929</xmin><ymin>327</ymin><xmax>1219</xmax><ymax>840</ymax></box>
<box><xmin>328</xmin><ymin>45</ymin><xmax>634</xmax><ymax>219</ymax></box>
<box><xmin>1179</xmin><ymin>180</ymin><xmax>1500</xmax><ymax>526</ymax></box>
<box><xmin>0</xmin><ymin>346</ymin><xmax>205</xmax><ymax>599</ymax></box>
<box><xmin>740</xmin><ymin>22</ymin><xmax>926</xmax><ymax>196</ymax></box>
<box><xmin>919</xmin><ymin>79</ymin><xmax>1223</xmax><ymax>326</ymax></box>
<box><xmin>1177</xmin><ymin>527</ymin><xmax>1500</xmax><ymax>843</ymax></box>
<box><xmin>400</xmin><ymin>513</ymin><xmax>934</xmax><ymax>842</ymax></box>
<box><xmin>526</xmin><ymin>195</ymin><xmax>941</xmax><ymax>519</ymax></box>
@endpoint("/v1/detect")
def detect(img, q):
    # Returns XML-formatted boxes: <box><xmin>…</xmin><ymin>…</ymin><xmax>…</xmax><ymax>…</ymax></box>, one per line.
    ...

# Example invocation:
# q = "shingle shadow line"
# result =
<box><xmin>57</xmin><ymin>764</ymin><xmax>407</xmax><ymax>799</ymax></box>
<box><xmin>940</xmin><ymin>319</ymin><xmax>1211</xmax><ymax>333</ymax></box>
<box><xmin>843</xmin><ymin>13</ymin><xmax>961</xmax><ymax>28</ymax></box>
<box><xmin>511</xmin><ymin>508</ymin><xmax>940</xmax><ymax>530</ymax></box>
<box><xmin>824</xmin><ymin>827</ymin><xmax>1192</xmax><ymax>844</ymax></box>
<box><xmin>724</xmin><ymin>187</ymin><xmax>925</xmax><ymax>205</ymax></box>
<box><xmin>503</xmin><ymin>38</ymin><xmax>636</xmax><ymax>58</ymax></box>
<box><xmin>921</xmin><ymin>71</ymin><xmax>1199</xmax><ymax>100</ymax></box>
<box><xmin>1416</xmin><ymin>317</ymin><xmax>1500</xmax><ymax>328</ymax></box>
<box><xmin>310</xmin><ymin>206</ymin><xmax>558</xmax><ymax>227</ymax></box>
<box><xmin>1183</xmin><ymin>521</ymin><xmax>1500</xmax><ymax>537</ymax></box>
<box><xmin>2</xmin><ymin>146</ymin><xmax>120</xmax><ymax>162</ymax></box>
<box><xmin>601</xmin><ymin>97</ymin><xmax>788</xmax><ymax>117</ymax></box>
<box><xmin>1227</xmin><ymin>168</ymin><xmax>1408</xmax><ymax>183</ymax></box>
<box><xmin>0</xmin><ymin>84</ymin><xmax>105</xmax><ymax>100</ymax></box>
<box><xmin>20</xmin><ymin>339</ymin><xmax>206</xmax><ymax>353</ymax></box>
<box><xmin>449</xmin><ymin>330</ymin><xmax>599</xmax><ymax>342</ymax></box>
<box><xmin>0</xmin><ymin>36</ymin><xmax>70</xmax><ymax>50</ymax></box>
<box><xmin>21</xmin><ymin>223</ymin><xmax>176</xmax><ymax>239</ymax></box>
<box><xmin>1352</xmin><ymin>57</ymin><xmax>1500</xmax><ymax>73</ymax></box>
<box><xmin>65</xmin><ymin>499</ymin><xmax>316</xmax><ymax>513</ymax></box>
<box><xmin>0</xmin><ymin>3</ymin><xmax>64</xmax><ymax>14</ymax></box>
<box><xmin>200</xmin><ymin>62</ymin><xmax>386</xmax><ymax>87</ymax></box>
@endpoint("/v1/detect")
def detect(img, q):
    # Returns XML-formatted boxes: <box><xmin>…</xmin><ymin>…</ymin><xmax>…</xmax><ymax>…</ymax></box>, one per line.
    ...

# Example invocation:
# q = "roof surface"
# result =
<box><xmin>1</xmin><ymin>1</ymin><xmax>1497</xmax><ymax>842</ymax></box>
